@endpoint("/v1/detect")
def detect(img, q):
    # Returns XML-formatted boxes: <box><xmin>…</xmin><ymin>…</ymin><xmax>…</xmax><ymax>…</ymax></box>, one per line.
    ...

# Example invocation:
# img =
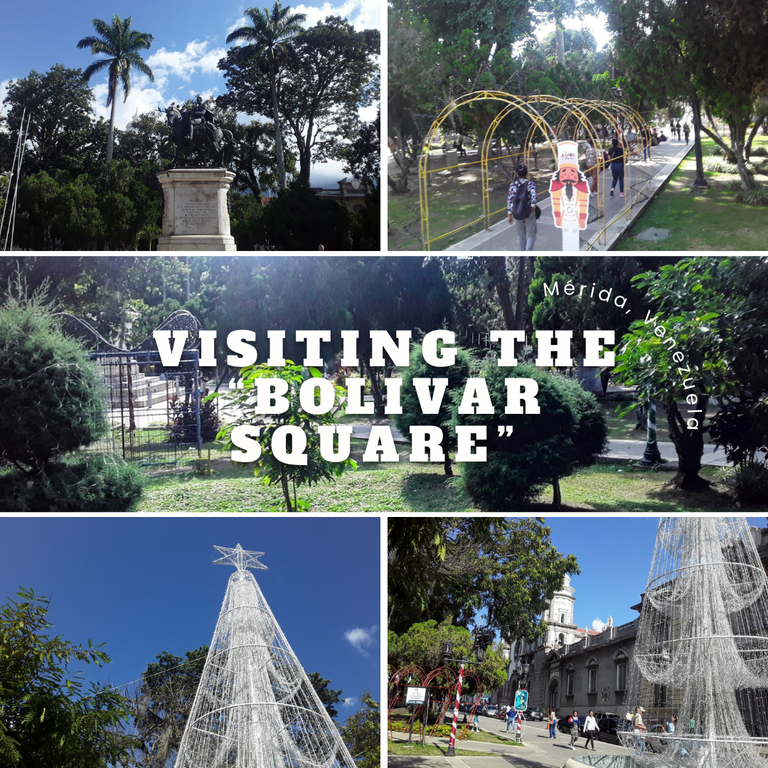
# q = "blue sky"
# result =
<box><xmin>0</xmin><ymin>516</ymin><xmax>380</xmax><ymax>717</ymax></box>
<box><xmin>541</xmin><ymin>516</ymin><xmax>766</xmax><ymax>631</ymax></box>
<box><xmin>0</xmin><ymin>0</ymin><xmax>380</xmax><ymax>188</ymax></box>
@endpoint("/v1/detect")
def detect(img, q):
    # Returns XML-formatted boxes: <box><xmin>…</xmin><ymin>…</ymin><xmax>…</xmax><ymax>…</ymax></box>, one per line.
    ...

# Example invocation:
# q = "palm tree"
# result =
<box><xmin>77</xmin><ymin>15</ymin><xmax>154</xmax><ymax>164</ymax></box>
<box><xmin>226</xmin><ymin>2</ymin><xmax>306</xmax><ymax>190</ymax></box>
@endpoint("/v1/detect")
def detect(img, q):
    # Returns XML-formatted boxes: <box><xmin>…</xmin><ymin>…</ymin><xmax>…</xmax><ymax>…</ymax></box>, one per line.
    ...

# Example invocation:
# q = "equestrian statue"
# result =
<box><xmin>161</xmin><ymin>95</ymin><xmax>237</xmax><ymax>168</ymax></box>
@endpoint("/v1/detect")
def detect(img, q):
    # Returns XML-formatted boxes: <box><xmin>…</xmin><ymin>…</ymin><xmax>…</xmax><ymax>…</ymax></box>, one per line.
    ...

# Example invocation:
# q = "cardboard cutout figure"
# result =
<box><xmin>549</xmin><ymin>140</ymin><xmax>590</xmax><ymax>251</ymax></box>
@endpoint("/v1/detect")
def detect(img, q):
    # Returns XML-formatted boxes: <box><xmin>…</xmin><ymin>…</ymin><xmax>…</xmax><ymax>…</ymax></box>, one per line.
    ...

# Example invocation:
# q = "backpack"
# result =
<box><xmin>512</xmin><ymin>181</ymin><xmax>532</xmax><ymax>220</ymax></box>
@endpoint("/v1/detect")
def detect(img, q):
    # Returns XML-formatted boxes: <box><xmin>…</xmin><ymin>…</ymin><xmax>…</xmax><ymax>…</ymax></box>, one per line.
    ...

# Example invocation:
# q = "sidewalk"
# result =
<box><xmin>350</xmin><ymin>425</ymin><xmax>729</xmax><ymax>468</ymax></box>
<box><xmin>389</xmin><ymin>718</ymin><xmax>627</xmax><ymax>768</ymax></box>
<box><xmin>445</xmin><ymin>139</ymin><xmax>692</xmax><ymax>252</ymax></box>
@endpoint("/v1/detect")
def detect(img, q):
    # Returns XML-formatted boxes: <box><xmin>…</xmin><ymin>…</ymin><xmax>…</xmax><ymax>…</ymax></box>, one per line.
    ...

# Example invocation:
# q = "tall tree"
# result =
<box><xmin>0</xmin><ymin>587</ymin><xmax>132</xmax><ymax>768</ymax></box>
<box><xmin>388</xmin><ymin>517</ymin><xmax>580</xmax><ymax>639</ymax></box>
<box><xmin>307</xmin><ymin>672</ymin><xmax>344</xmax><ymax>719</ymax></box>
<box><xmin>129</xmin><ymin>647</ymin><xmax>208</xmax><ymax>768</ymax></box>
<box><xmin>225</xmin><ymin>2</ymin><xmax>307</xmax><ymax>190</ymax></box>
<box><xmin>77</xmin><ymin>15</ymin><xmax>155</xmax><ymax>165</ymax></box>
<box><xmin>341</xmin><ymin>693</ymin><xmax>379</xmax><ymax>768</ymax></box>
<box><xmin>1</xmin><ymin>65</ymin><xmax>96</xmax><ymax>174</ymax></box>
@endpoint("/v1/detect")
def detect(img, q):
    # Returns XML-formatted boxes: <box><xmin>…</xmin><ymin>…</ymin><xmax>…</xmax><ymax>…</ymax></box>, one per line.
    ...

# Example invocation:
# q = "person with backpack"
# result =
<box><xmin>507</xmin><ymin>163</ymin><xmax>538</xmax><ymax>251</ymax></box>
<box><xmin>608</xmin><ymin>138</ymin><xmax>625</xmax><ymax>197</ymax></box>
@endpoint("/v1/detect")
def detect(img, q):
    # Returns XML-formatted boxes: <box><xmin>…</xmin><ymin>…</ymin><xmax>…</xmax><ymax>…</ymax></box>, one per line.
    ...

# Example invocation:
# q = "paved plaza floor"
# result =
<box><xmin>444</xmin><ymin>139</ymin><xmax>692</xmax><ymax>252</ymax></box>
<box><xmin>390</xmin><ymin>717</ymin><xmax>628</xmax><ymax>768</ymax></box>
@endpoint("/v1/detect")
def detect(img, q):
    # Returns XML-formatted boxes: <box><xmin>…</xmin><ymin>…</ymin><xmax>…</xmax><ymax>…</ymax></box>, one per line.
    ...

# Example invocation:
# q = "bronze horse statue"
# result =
<box><xmin>162</xmin><ymin>102</ymin><xmax>237</xmax><ymax>168</ymax></box>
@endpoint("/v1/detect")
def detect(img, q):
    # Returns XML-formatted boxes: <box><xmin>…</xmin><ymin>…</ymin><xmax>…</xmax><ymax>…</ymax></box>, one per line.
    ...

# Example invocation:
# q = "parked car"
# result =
<box><xmin>484</xmin><ymin>705</ymin><xmax>498</xmax><ymax>718</ymax></box>
<box><xmin>525</xmin><ymin>706</ymin><xmax>544</xmax><ymax>721</ymax></box>
<box><xmin>598</xmin><ymin>717</ymin><xmax>622</xmax><ymax>736</ymax></box>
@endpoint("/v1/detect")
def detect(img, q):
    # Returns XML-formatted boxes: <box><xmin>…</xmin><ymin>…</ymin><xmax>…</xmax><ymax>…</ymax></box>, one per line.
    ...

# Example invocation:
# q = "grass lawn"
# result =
<box><xmin>388</xmin><ymin>149</ymin><xmax>553</xmax><ymax>250</ymax></box>
<box><xmin>134</xmin><ymin>447</ymin><xmax>751</xmax><ymax>512</ymax></box>
<box><xmin>616</xmin><ymin>136</ymin><xmax>768</xmax><ymax>250</ymax></box>
<box><xmin>388</xmin><ymin>740</ymin><xmax>499</xmax><ymax>757</ymax></box>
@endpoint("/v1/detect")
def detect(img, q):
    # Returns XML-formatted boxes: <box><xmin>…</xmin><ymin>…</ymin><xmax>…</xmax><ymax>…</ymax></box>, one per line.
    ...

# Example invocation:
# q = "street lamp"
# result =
<box><xmin>611</xmin><ymin>85</ymin><xmax>624</xmax><ymax>99</ymax></box>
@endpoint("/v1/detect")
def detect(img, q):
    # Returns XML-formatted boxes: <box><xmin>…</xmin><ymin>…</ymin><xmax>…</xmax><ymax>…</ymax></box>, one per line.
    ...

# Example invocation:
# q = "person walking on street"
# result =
<box><xmin>633</xmin><ymin>706</ymin><xmax>647</xmax><ymax>753</ymax></box>
<box><xmin>506</xmin><ymin>707</ymin><xmax>516</xmax><ymax>732</ymax></box>
<box><xmin>608</xmin><ymin>138</ymin><xmax>625</xmax><ymax>197</ymax></box>
<box><xmin>683</xmin><ymin>123</ymin><xmax>690</xmax><ymax>144</ymax></box>
<box><xmin>584</xmin><ymin>711</ymin><xmax>599</xmax><ymax>751</ymax></box>
<box><xmin>569</xmin><ymin>710</ymin><xmax>580</xmax><ymax>750</ymax></box>
<box><xmin>507</xmin><ymin>163</ymin><xmax>538</xmax><ymax>251</ymax></box>
<box><xmin>676</xmin><ymin>122</ymin><xmax>682</xmax><ymax>140</ymax></box>
<box><xmin>549</xmin><ymin>709</ymin><xmax>558</xmax><ymax>739</ymax></box>
<box><xmin>473</xmin><ymin>712</ymin><xmax>480</xmax><ymax>733</ymax></box>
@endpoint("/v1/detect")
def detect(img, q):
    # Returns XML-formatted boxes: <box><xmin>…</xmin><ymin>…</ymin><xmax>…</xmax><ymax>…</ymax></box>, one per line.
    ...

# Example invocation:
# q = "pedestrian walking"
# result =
<box><xmin>584</xmin><ymin>138</ymin><xmax>598</xmax><ymax>194</ymax></box>
<box><xmin>473</xmin><ymin>712</ymin><xmax>480</xmax><ymax>732</ymax></box>
<box><xmin>507</xmin><ymin>163</ymin><xmax>538</xmax><ymax>251</ymax></box>
<box><xmin>584</xmin><ymin>710</ymin><xmax>599</xmax><ymax>751</ymax></box>
<box><xmin>642</xmin><ymin>124</ymin><xmax>652</xmax><ymax>161</ymax></box>
<box><xmin>676</xmin><ymin>122</ymin><xmax>682</xmax><ymax>140</ymax></box>
<box><xmin>607</xmin><ymin>138</ymin><xmax>625</xmax><ymax>197</ymax></box>
<box><xmin>506</xmin><ymin>707</ymin><xmax>516</xmax><ymax>732</ymax></box>
<box><xmin>549</xmin><ymin>709</ymin><xmax>558</xmax><ymax>739</ymax></box>
<box><xmin>633</xmin><ymin>706</ymin><xmax>647</xmax><ymax>753</ymax></box>
<box><xmin>683</xmin><ymin>123</ymin><xmax>690</xmax><ymax>144</ymax></box>
<box><xmin>569</xmin><ymin>711</ymin><xmax>580</xmax><ymax>750</ymax></box>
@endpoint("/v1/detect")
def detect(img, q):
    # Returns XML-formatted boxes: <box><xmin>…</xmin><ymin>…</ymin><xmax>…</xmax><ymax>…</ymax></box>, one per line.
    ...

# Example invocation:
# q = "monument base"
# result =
<box><xmin>157</xmin><ymin>168</ymin><xmax>237</xmax><ymax>252</ymax></box>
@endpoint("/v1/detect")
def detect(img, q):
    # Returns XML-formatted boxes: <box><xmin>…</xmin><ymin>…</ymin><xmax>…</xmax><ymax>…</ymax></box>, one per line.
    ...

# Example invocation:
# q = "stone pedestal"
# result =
<box><xmin>157</xmin><ymin>168</ymin><xmax>236</xmax><ymax>251</ymax></box>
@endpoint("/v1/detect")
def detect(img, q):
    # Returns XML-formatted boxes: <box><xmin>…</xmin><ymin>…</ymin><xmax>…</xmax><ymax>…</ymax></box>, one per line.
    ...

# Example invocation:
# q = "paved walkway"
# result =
<box><xmin>390</xmin><ymin>718</ymin><xmax>627</xmax><ymax>768</ymax></box>
<box><xmin>445</xmin><ymin>139</ymin><xmax>692</xmax><ymax>252</ymax></box>
<box><xmin>350</xmin><ymin>425</ymin><xmax>729</xmax><ymax>468</ymax></box>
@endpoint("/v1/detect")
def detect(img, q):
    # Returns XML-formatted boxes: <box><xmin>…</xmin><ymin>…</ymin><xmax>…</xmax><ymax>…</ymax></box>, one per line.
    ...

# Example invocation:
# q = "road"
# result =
<box><xmin>390</xmin><ymin>715</ymin><xmax>628</xmax><ymax>768</ymax></box>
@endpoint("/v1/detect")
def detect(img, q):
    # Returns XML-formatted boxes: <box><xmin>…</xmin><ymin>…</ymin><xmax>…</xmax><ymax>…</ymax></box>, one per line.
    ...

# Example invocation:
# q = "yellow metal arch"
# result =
<box><xmin>418</xmin><ymin>91</ymin><xmax>655</xmax><ymax>251</ymax></box>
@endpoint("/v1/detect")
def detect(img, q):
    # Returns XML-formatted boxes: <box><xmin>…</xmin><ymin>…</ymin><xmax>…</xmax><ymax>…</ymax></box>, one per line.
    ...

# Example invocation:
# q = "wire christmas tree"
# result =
<box><xmin>619</xmin><ymin>517</ymin><xmax>768</xmax><ymax>768</ymax></box>
<box><xmin>175</xmin><ymin>544</ymin><xmax>357</xmax><ymax>768</ymax></box>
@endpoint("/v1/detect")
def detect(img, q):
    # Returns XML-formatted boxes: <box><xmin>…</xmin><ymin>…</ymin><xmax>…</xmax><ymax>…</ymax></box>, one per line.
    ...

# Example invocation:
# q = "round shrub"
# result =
<box><xmin>394</xmin><ymin>343</ymin><xmax>473</xmax><ymax>475</ymax></box>
<box><xmin>719</xmin><ymin>462</ymin><xmax>768</xmax><ymax>505</ymax></box>
<box><xmin>0</xmin><ymin>454</ymin><xmax>144</xmax><ymax>511</ymax></box>
<box><xmin>0</xmin><ymin>292</ymin><xmax>107</xmax><ymax>471</ymax></box>
<box><xmin>452</xmin><ymin>363</ymin><xmax>607</xmax><ymax>510</ymax></box>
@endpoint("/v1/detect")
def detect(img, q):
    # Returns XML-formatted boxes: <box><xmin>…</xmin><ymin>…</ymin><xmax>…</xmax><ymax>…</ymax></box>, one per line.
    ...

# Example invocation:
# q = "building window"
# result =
<box><xmin>561</xmin><ymin>613</ymin><xmax>565</xmax><ymax>623</ymax></box>
<box><xmin>654</xmin><ymin>684</ymin><xmax>667</xmax><ymax>707</ymax></box>
<box><xmin>616</xmin><ymin>663</ymin><xmax>627</xmax><ymax>691</ymax></box>
<box><xmin>588</xmin><ymin>669</ymin><xmax>597</xmax><ymax>693</ymax></box>
<box><xmin>567</xmin><ymin>673</ymin><xmax>574</xmax><ymax>696</ymax></box>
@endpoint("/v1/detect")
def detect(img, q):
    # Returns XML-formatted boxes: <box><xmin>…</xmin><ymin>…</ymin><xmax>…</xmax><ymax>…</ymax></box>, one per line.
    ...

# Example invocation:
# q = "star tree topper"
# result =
<box><xmin>213</xmin><ymin>543</ymin><xmax>268</xmax><ymax>571</ymax></box>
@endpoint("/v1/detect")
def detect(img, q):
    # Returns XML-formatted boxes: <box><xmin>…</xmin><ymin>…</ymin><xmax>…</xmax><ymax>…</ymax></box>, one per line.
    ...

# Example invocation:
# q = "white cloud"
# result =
<box><xmin>344</xmin><ymin>625</ymin><xmax>377</xmax><ymax>655</ymax></box>
<box><xmin>293</xmin><ymin>0</ymin><xmax>381</xmax><ymax>30</ymax></box>
<box><xmin>91</xmin><ymin>78</ymin><xmax>167</xmax><ymax>130</ymax></box>
<box><xmin>146</xmin><ymin>41</ymin><xmax>226</xmax><ymax>83</ymax></box>
<box><xmin>341</xmin><ymin>697</ymin><xmax>358</xmax><ymax>709</ymax></box>
<box><xmin>592</xmin><ymin>618</ymin><xmax>608</xmax><ymax>632</ymax></box>
<box><xmin>0</xmin><ymin>80</ymin><xmax>9</xmax><ymax>114</ymax></box>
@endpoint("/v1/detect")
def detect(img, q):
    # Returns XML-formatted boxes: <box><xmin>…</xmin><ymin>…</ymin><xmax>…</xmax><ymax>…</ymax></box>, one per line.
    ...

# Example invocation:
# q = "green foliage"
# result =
<box><xmin>260</xmin><ymin>186</ymin><xmax>356</xmax><ymax>250</ymax></box>
<box><xmin>0</xmin><ymin>454</ymin><xmax>143</xmax><ymax>512</ymax></box>
<box><xmin>77</xmin><ymin>15</ymin><xmax>155</xmax><ymax>164</ymax></box>
<box><xmin>1</xmin><ymin>65</ymin><xmax>96</xmax><ymax>174</ymax></box>
<box><xmin>614</xmin><ymin>257</ymin><xmax>768</xmax><ymax>486</ymax></box>
<box><xmin>215</xmin><ymin>362</ymin><xmax>356</xmax><ymax>511</ymax></box>
<box><xmin>719</xmin><ymin>462</ymin><xmax>768</xmax><ymax>505</ymax></box>
<box><xmin>388</xmin><ymin>518</ymin><xmax>579</xmax><ymax>641</ymax></box>
<box><xmin>388</xmin><ymin>621</ymin><xmax>508</xmax><ymax>695</ymax></box>
<box><xmin>129</xmin><ymin>647</ymin><xmax>208</xmax><ymax>768</ymax></box>
<box><xmin>452</xmin><ymin>363</ymin><xmax>607</xmax><ymax>510</ymax></box>
<box><xmin>394</xmin><ymin>343</ymin><xmax>473</xmax><ymax>474</ymax></box>
<box><xmin>732</xmin><ymin>185</ymin><xmax>768</xmax><ymax>207</ymax></box>
<box><xmin>167</xmin><ymin>398</ymin><xmax>221</xmax><ymax>444</ymax></box>
<box><xmin>709</xmin><ymin>395</ymin><xmax>768</xmax><ymax>467</ymax></box>
<box><xmin>341</xmin><ymin>693</ymin><xmax>380</xmax><ymax>768</ymax></box>
<box><xmin>0</xmin><ymin>587</ymin><xmax>133</xmax><ymax>768</ymax></box>
<box><xmin>0</xmin><ymin>284</ymin><xmax>107</xmax><ymax>472</ymax></box>
<box><xmin>307</xmin><ymin>672</ymin><xmax>344</xmax><ymax>720</ymax></box>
